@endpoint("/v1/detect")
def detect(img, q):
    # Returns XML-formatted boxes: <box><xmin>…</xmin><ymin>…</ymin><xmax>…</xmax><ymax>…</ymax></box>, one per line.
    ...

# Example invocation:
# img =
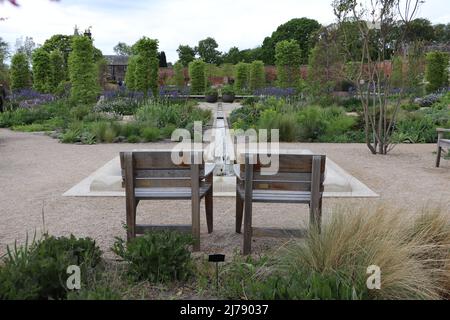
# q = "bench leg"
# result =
<box><xmin>309</xmin><ymin>199</ymin><xmax>322</xmax><ymax>233</ymax></box>
<box><xmin>205</xmin><ymin>189</ymin><xmax>213</xmax><ymax>234</ymax></box>
<box><xmin>192</xmin><ymin>196</ymin><xmax>201</xmax><ymax>251</ymax></box>
<box><xmin>126</xmin><ymin>199</ymin><xmax>137</xmax><ymax>242</ymax></box>
<box><xmin>436</xmin><ymin>146</ymin><xmax>442</xmax><ymax>167</ymax></box>
<box><xmin>243</xmin><ymin>197</ymin><xmax>252</xmax><ymax>255</ymax></box>
<box><xmin>236</xmin><ymin>189</ymin><xmax>244</xmax><ymax>233</ymax></box>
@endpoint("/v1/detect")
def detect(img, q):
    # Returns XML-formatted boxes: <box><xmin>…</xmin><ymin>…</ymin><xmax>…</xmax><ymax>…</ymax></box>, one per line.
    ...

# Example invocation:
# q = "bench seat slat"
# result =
<box><xmin>135</xmin><ymin>185</ymin><xmax>211</xmax><ymax>200</ymax></box>
<box><xmin>237</xmin><ymin>188</ymin><xmax>312</xmax><ymax>203</ymax></box>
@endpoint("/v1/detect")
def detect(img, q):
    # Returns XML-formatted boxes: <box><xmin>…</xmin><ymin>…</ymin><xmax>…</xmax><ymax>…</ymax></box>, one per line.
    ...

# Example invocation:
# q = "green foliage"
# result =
<box><xmin>275</xmin><ymin>40</ymin><xmax>301</xmax><ymax>88</ymax></box>
<box><xmin>261</xmin><ymin>17</ymin><xmax>321</xmax><ymax>65</ymax></box>
<box><xmin>249</xmin><ymin>60</ymin><xmax>265</xmax><ymax>91</ymax></box>
<box><xmin>230</xmin><ymin>99</ymin><xmax>359</xmax><ymax>142</ymax></box>
<box><xmin>307</xmin><ymin>29</ymin><xmax>343</xmax><ymax>96</ymax></box>
<box><xmin>173</xmin><ymin>62</ymin><xmax>185</xmax><ymax>87</ymax></box>
<box><xmin>390</xmin><ymin>56</ymin><xmax>404</xmax><ymax>89</ymax></box>
<box><xmin>133</xmin><ymin>37</ymin><xmax>159</xmax><ymax>97</ymax></box>
<box><xmin>68</xmin><ymin>36</ymin><xmax>100</xmax><ymax>104</ymax></box>
<box><xmin>140</xmin><ymin>127</ymin><xmax>161</xmax><ymax>142</ymax></box>
<box><xmin>10</xmin><ymin>52</ymin><xmax>31</xmax><ymax>90</ymax></box>
<box><xmin>425</xmin><ymin>51</ymin><xmax>449</xmax><ymax>93</ymax></box>
<box><xmin>124</xmin><ymin>55</ymin><xmax>138</xmax><ymax>91</ymax></box>
<box><xmin>32</xmin><ymin>48</ymin><xmax>51</xmax><ymax>93</ymax></box>
<box><xmin>177</xmin><ymin>44</ymin><xmax>196</xmax><ymax>67</ymax></box>
<box><xmin>219</xmin><ymin>255</ymin><xmax>362</xmax><ymax>300</ymax></box>
<box><xmin>112</xmin><ymin>231</ymin><xmax>194</xmax><ymax>283</ymax></box>
<box><xmin>0</xmin><ymin>234</ymin><xmax>102</xmax><ymax>300</ymax></box>
<box><xmin>49</xmin><ymin>50</ymin><xmax>65</xmax><ymax>93</ymax></box>
<box><xmin>189</xmin><ymin>59</ymin><xmax>206</xmax><ymax>94</ymax></box>
<box><xmin>67</xmin><ymin>286</ymin><xmax>122</xmax><ymax>300</ymax></box>
<box><xmin>221</xmin><ymin>84</ymin><xmax>235</xmax><ymax>96</ymax></box>
<box><xmin>196</xmin><ymin>37</ymin><xmax>221</xmax><ymax>64</ymax></box>
<box><xmin>235</xmin><ymin>62</ymin><xmax>250</xmax><ymax>94</ymax></box>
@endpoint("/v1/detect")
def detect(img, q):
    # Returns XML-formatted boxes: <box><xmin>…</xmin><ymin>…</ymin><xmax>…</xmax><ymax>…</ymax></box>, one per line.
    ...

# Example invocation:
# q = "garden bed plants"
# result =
<box><xmin>0</xmin><ymin>91</ymin><xmax>212</xmax><ymax>144</ymax></box>
<box><xmin>1</xmin><ymin>206</ymin><xmax>448</xmax><ymax>300</ymax></box>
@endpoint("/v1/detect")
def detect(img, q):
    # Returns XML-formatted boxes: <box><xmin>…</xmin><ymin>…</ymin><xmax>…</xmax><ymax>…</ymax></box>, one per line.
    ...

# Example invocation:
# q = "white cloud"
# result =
<box><xmin>0</xmin><ymin>0</ymin><xmax>448</xmax><ymax>63</ymax></box>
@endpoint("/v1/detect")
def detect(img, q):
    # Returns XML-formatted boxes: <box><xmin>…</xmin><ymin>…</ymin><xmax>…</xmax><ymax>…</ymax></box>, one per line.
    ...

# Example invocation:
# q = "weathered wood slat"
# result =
<box><xmin>238</xmin><ymin>154</ymin><xmax>326</xmax><ymax>173</ymax></box>
<box><xmin>120</xmin><ymin>151</ymin><xmax>204</xmax><ymax>169</ymax></box>
<box><xmin>136</xmin><ymin>224</ymin><xmax>192</xmax><ymax>234</ymax></box>
<box><xmin>135</xmin><ymin>186</ymin><xmax>211</xmax><ymax>199</ymax></box>
<box><xmin>252</xmin><ymin>227</ymin><xmax>307</xmax><ymax>238</ymax></box>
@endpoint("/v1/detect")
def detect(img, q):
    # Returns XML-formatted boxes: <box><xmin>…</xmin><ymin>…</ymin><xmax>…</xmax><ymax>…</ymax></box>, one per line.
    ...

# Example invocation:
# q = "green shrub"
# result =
<box><xmin>296</xmin><ymin>106</ymin><xmax>328</xmax><ymax>141</ymax></box>
<box><xmin>140</xmin><ymin>127</ymin><xmax>161</xmax><ymax>142</ymax></box>
<box><xmin>0</xmin><ymin>234</ymin><xmax>102</xmax><ymax>300</ymax></box>
<box><xmin>70</xmin><ymin>104</ymin><xmax>92</xmax><ymax>121</ymax></box>
<box><xmin>126</xmin><ymin>135</ymin><xmax>140</xmax><ymax>143</ymax></box>
<box><xmin>112</xmin><ymin>231</ymin><xmax>194</xmax><ymax>283</ymax></box>
<box><xmin>161</xmin><ymin>123</ymin><xmax>177</xmax><ymax>138</ymax></box>
<box><xmin>220</xmin><ymin>255</ymin><xmax>363</xmax><ymax>300</ymax></box>
<box><xmin>61</xmin><ymin>128</ymin><xmax>81</xmax><ymax>143</ymax></box>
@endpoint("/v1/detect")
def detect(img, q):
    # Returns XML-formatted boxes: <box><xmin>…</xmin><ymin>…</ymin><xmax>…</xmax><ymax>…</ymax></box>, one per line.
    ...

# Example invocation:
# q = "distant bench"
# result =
<box><xmin>436</xmin><ymin>128</ymin><xmax>450</xmax><ymax>167</ymax></box>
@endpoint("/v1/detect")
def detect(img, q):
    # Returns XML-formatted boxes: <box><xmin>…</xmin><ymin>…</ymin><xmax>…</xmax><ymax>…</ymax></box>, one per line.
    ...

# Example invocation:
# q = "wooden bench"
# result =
<box><xmin>120</xmin><ymin>150</ymin><xmax>213</xmax><ymax>251</ymax></box>
<box><xmin>436</xmin><ymin>128</ymin><xmax>450</xmax><ymax>167</ymax></box>
<box><xmin>234</xmin><ymin>152</ymin><xmax>326</xmax><ymax>255</ymax></box>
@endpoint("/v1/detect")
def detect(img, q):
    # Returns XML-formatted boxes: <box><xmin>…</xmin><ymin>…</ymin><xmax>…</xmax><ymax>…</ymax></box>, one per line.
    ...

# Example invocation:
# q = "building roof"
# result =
<box><xmin>104</xmin><ymin>55</ymin><xmax>129</xmax><ymax>65</ymax></box>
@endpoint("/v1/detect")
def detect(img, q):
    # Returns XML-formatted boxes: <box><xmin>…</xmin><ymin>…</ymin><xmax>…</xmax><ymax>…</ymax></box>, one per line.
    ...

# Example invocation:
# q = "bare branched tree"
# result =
<box><xmin>333</xmin><ymin>0</ymin><xmax>423</xmax><ymax>154</ymax></box>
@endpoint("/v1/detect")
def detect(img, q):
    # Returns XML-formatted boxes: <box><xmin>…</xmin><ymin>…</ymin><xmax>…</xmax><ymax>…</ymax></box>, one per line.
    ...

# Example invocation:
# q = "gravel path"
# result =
<box><xmin>0</xmin><ymin>128</ymin><xmax>449</xmax><ymax>257</ymax></box>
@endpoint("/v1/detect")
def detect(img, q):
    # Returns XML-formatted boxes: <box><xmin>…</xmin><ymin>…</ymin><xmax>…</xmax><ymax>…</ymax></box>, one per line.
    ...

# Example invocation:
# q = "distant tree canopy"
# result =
<box><xmin>113</xmin><ymin>42</ymin><xmax>133</xmax><ymax>56</ymax></box>
<box><xmin>196</xmin><ymin>37</ymin><xmax>222</xmax><ymax>64</ymax></box>
<box><xmin>177</xmin><ymin>45</ymin><xmax>196</xmax><ymax>67</ymax></box>
<box><xmin>261</xmin><ymin>18</ymin><xmax>321</xmax><ymax>65</ymax></box>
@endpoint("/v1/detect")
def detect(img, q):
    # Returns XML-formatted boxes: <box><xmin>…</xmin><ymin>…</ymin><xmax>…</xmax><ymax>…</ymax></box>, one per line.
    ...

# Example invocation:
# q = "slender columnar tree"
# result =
<box><xmin>235</xmin><ymin>62</ymin><xmax>250</xmax><ymax>93</ymax></box>
<box><xmin>125</xmin><ymin>55</ymin><xmax>138</xmax><ymax>91</ymax></box>
<box><xmin>275</xmin><ymin>40</ymin><xmax>301</xmax><ymax>88</ymax></box>
<box><xmin>49</xmin><ymin>50</ymin><xmax>65</xmax><ymax>93</ymax></box>
<box><xmin>173</xmin><ymin>61</ymin><xmax>185</xmax><ymax>87</ymax></box>
<box><xmin>249</xmin><ymin>60</ymin><xmax>266</xmax><ymax>91</ymax></box>
<box><xmin>425</xmin><ymin>51</ymin><xmax>449</xmax><ymax>93</ymax></box>
<box><xmin>133</xmin><ymin>37</ymin><xmax>159</xmax><ymax>98</ymax></box>
<box><xmin>32</xmin><ymin>48</ymin><xmax>51</xmax><ymax>93</ymax></box>
<box><xmin>188</xmin><ymin>59</ymin><xmax>206</xmax><ymax>94</ymax></box>
<box><xmin>10</xmin><ymin>52</ymin><xmax>31</xmax><ymax>90</ymax></box>
<box><xmin>68</xmin><ymin>35</ymin><xmax>100</xmax><ymax>104</ymax></box>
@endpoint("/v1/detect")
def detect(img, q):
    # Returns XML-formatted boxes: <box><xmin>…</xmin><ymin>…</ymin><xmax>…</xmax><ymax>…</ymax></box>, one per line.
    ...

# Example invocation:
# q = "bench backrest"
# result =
<box><xmin>120</xmin><ymin>150</ymin><xmax>204</xmax><ymax>189</ymax></box>
<box><xmin>239</xmin><ymin>154</ymin><xmax>326</xmax><ymax>192</ymax></box>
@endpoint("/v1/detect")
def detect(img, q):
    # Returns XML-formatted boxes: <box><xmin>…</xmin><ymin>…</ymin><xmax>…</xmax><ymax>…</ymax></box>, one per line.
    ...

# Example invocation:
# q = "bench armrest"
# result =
<box><xmin>437</xmin><ymin>128</ymin><xmax>450</xmax><ymax>133</ymax></box>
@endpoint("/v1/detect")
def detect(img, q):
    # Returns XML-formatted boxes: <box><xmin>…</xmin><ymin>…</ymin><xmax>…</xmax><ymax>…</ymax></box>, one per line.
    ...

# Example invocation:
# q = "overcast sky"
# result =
<box><xmin>1</xmin><ymin>0</ymin><xmax>449</xmax><ymax>63</ymax></box>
